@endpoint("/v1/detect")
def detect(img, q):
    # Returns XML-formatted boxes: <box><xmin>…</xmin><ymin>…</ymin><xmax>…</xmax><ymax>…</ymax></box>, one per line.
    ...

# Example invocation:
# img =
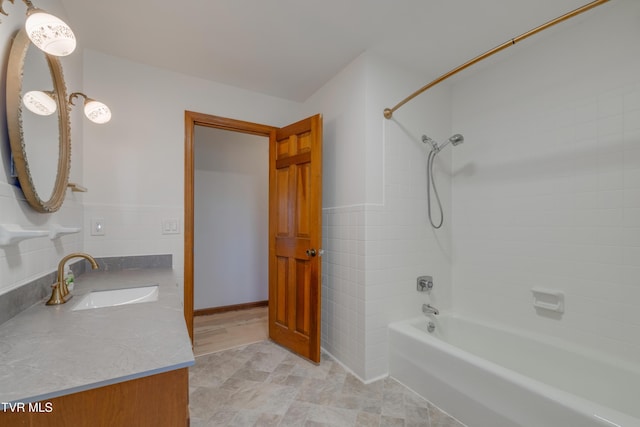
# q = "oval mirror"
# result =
<box><xmin>6</xmin><ymin>28</ymin><xmax>71</xmax><ymax>213</ymax></box>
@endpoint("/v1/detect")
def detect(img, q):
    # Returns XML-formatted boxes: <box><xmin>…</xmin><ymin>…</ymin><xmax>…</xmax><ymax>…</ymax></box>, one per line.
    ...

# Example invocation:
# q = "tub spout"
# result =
<box><xmin>422</xmin><ymin>303</ymin><xmax>439</xmax><ymax>315</ymax></box>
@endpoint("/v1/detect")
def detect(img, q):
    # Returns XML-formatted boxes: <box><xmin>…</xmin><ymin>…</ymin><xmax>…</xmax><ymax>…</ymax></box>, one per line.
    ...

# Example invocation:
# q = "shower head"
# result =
<box><xmin>449</xmin><ymin>134</ymin><xmax>464</xmax><ymax>146</ymax></box>
<box><xmin>422</xmin><ymin>133</ymin><xmax>465</xmax><ymax>153</ymax></box>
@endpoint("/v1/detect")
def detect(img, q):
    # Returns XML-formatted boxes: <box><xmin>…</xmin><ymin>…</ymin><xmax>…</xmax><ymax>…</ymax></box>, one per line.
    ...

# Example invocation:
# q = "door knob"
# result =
<box><xmin>306</xmin><ymin>248</ymin><xmax>317</xmax><ymax>257</ymax></box>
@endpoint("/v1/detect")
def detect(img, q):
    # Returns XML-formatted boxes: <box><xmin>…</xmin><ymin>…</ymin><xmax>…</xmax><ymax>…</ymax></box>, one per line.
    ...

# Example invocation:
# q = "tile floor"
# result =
<box><xmin>189</xmin><ymin>340</ymin><xmax>466</xmax><ymax>427</ymax></box>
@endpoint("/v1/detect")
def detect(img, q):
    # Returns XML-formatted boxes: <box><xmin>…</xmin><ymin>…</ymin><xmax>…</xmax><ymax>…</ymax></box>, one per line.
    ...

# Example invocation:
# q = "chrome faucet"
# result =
<box><xmin>422</xmin><ymin>303</ymin><xmax>439</xmax><ymax>316</ymax></box>
<box><xmin>46</xmin><ymin>252</ymin><xmax>99</xmax><ymax>305</ymax></box>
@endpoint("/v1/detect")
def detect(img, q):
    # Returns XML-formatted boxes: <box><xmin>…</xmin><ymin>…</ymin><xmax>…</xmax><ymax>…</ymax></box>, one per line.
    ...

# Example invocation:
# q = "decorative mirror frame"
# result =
<box><xmin>6</xmin><ymin>28</ymin><xmax>71</xmax><ymax>213</ymax></box>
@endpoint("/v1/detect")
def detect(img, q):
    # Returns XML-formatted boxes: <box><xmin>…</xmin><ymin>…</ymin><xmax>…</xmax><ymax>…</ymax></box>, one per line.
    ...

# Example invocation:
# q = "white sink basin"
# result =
<box><xmin>72</xmin><ymin>285</ymin><xmax>159</xmax><ymax>311</ymax></box>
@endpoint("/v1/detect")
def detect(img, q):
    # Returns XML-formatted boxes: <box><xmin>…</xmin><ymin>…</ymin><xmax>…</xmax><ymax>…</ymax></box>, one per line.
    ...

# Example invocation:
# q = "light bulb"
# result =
<box><xmin>23</xmin><ymin>90</ymin><xmax>56</xmax><ymax>115</ymax></box>
<box><xmin>84</xmin><ymin>100</ymin><xmax>112</xmax><ymax>124</ymax></box>
<box><xmin>25</xmin><ymin>9</ymin><xmax>76</xmax><ymax>56</ymax></box>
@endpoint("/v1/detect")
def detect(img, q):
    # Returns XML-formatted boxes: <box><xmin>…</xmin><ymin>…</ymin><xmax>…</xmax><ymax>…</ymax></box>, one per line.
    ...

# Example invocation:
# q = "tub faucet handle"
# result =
<box><xmin>417</xmin><ymin>276</ymin><xmax>433</xmax><ymax>292</ymax></box>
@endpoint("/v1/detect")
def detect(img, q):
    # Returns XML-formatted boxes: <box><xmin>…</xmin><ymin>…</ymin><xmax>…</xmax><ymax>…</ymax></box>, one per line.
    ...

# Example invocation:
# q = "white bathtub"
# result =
<box><xmin>388</xmin><ymin>315</ymin><xmax>640</xmax><ymax>427</ymax></box>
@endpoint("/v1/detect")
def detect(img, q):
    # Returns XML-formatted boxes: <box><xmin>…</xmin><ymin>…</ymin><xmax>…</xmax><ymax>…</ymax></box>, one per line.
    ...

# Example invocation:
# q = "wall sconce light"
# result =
<box><xmin>23</xmin><ymin>90</ymin><xmax>56</xmax><ymax>115</ymax></box>
<box><xmin>1</xmin><ymin>0</ymin><xmax>76</xmax><ymax>56</ymax></box>
<box><xmin>69</xmin><ymin>92</ymin><xmax>112</xmax><ymax>124</ymax></box>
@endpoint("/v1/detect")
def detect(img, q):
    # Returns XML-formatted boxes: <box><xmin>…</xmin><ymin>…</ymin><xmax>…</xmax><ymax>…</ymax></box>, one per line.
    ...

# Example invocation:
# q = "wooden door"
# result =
<box><xmin>269</xmin><ymin>114</ymin><xmax>322</xmax><ymax>363</ymax></box>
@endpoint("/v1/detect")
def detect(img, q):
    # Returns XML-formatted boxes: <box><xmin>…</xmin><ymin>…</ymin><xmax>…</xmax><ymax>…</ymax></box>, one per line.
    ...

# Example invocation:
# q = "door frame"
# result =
<box><xmin>184</xmin><ymin>111</ymin><xmax>276</xmax><ymax>343</ymax></box>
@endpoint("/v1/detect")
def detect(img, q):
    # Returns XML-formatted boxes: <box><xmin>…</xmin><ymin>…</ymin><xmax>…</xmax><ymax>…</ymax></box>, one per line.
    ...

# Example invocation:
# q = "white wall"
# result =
<box><xmin>304</xmin><ymin>54</ymin><xmax>367</xmax><ymax>377</ymax></box>
<box><xmin>193</xmin><ymin>127</ymin><xmax>268</xmax><ymax>309</ymax></box>
<box><xmin>0</xmin><ymin>0</ymin><xmax>84</xmax><ymax>295</ymax></box>
<box><xmin>362</xmin><ymin>54</ymin><xmax>453</xmax><ymax>380</ymax></box>
<box><xmin>81</xmin><ymin>50</ymin><xmax>304</xmax><ymax>290</ymax></box>
<box><xmin>451</xmin><ymin>0</ymin><xmax>640</xmax><ymax>364</ymax></box>
<box><xmin>303</xmin><ymin>53</ymin><xmax>368</xmax><ymax>209</ymax></box>
<box><xmin>306</xmin><ymin>52</ymin><xmax>452</xmax><ymax>380</ymax></box>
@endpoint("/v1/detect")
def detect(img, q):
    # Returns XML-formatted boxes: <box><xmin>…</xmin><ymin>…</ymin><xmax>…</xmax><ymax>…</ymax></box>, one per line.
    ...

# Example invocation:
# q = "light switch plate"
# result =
<box><xmin>162</xmin><ymin>218</ymin><xmax>179</xmax><ymax>235</ymax></box>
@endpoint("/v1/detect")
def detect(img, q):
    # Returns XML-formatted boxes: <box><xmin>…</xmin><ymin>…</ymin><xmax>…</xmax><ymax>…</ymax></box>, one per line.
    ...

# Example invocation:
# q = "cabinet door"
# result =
<box><xmin>0</xmin><ymin>368</ymin><xmax>189</xmax><ymax>426</ymax></box>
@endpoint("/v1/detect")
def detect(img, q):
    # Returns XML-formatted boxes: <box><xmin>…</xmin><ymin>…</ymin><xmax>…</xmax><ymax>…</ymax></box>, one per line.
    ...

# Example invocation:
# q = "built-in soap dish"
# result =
<box><xmin>531</xmin><ymin>287</ymin><xmax>564</xmax><ymax>314</ymax></box>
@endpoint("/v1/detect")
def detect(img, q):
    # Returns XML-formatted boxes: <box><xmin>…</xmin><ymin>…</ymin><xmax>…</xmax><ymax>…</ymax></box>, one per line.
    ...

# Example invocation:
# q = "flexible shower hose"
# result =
<box><xmin>427</xmin><ymin>149</ymin><xmax>444</xmax><ymax>229</ymax></box>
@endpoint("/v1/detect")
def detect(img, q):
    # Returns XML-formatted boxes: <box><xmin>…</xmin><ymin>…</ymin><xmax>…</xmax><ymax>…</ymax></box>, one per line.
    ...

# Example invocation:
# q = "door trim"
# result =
<box><xmin>184</xmin><ymin>111</ymin><xmax>276</xmax><ymax>343</ymax></box>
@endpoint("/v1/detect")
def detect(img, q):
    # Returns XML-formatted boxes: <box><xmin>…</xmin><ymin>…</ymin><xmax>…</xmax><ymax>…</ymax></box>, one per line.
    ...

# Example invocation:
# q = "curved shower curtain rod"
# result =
<box><xmin>383</xmin><ymin>0</ymin><xmax>610</xmax><ymax>120</ymax></box>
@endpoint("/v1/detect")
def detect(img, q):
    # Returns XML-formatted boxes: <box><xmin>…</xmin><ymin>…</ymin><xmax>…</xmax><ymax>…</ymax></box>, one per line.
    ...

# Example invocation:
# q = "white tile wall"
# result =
<box><xmin>451</xmin><ymin>0</ymin><xmax>640</xmax><ymax>365</ymax></box>
<box><xmin>362</xmin><ymin>119</ymin><xmax>454</xmax><ymax>380</ymax></box>
<box><xmin>0</xmin><ymin>183</ymin><xmax>83</xmax><ymax>294</ymax></box>
<box><xmin>453</xmin><ymin>83</ymin><xmax>640</xmax><ymax>364</ymax></box>
<box><xmin>322</xmin><ymin>205</ymin><xmax>366</xmax><ymax>379</ymax></box>
<box><xmin>322</xmin><ymin>2</ymin><xmax>640</xmax><ymax>381</ymax></box>
<box><xmin>322</xmin><ymin>115</ymin><xmax>454</xmax><ymax>382</ymax></box>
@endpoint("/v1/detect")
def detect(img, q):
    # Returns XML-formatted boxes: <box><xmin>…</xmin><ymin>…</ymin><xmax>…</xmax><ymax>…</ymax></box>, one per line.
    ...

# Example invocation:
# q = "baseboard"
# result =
<box><xmin>194</xmin><ymin>300</ymin><xmax>268</xmax><ymax>316</ymax></box>
<box><xmin>320</xmin><ymin>347</ymin><xmax>386</xmax><ymax>385</ymax></box>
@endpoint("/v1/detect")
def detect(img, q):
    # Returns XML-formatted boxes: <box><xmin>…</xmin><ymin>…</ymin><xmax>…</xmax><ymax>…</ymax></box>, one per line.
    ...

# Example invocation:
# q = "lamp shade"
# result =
<box><xmin>84</xmin><ymin>99</ymin><xmax>112</xmax><ymax>124</ymax></box>
<box><xmin>25</xmin><ymin>9</ymin><xmax>76</xmax><ymax>56</ymax></box>
<box><xmin>23</xmin><ymin>90</ymin><xmax>57</xmax><ymax>116</ymax></box>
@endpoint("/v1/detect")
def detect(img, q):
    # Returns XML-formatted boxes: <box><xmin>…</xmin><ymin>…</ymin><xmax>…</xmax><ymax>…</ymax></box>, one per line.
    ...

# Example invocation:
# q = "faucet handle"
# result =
<box><xmin>46</xmin><ymin>283</ymin><xmax>66</xmax><ymax>306</ymax></box>
<box><xmin>417</xmin><ymin>276</ymin><xmax>433</xmax><ymax>292</ymax></box>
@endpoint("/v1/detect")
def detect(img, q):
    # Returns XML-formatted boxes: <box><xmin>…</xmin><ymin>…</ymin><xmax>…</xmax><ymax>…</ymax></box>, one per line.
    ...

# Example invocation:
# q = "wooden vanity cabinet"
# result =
<box><xmin>1</xmin><ymin>368</ymin><xmax>189</xmax><ymax>426</ymax></box>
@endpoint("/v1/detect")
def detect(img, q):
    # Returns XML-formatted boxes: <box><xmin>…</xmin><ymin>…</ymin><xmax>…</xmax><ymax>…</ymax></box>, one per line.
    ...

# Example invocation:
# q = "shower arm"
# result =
<box><xmin>422</xmin><ymin>135</ymin><xmax>440</xmax><ymax>152</ymax></box>
<box><xmin>434</xmin><ymin>139</ymin><xmax>451</xmax><ymax>153</ymax></box>
<box><xmin>423</xmin><ymin>134</ymin><xmax>463</xmax><ymax>153</ymax></box>
<box><xmin>383</xmin><ymin>0</ymin><xmax>610</xmax><ymax>120</ymax></box>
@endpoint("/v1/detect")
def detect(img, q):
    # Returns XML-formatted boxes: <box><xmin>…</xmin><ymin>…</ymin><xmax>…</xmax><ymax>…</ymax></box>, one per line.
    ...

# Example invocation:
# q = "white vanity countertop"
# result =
<box><xmin>0</xmin><ymin>268</ymin><xmax>195</xmax><ymax>403</ymax></box>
